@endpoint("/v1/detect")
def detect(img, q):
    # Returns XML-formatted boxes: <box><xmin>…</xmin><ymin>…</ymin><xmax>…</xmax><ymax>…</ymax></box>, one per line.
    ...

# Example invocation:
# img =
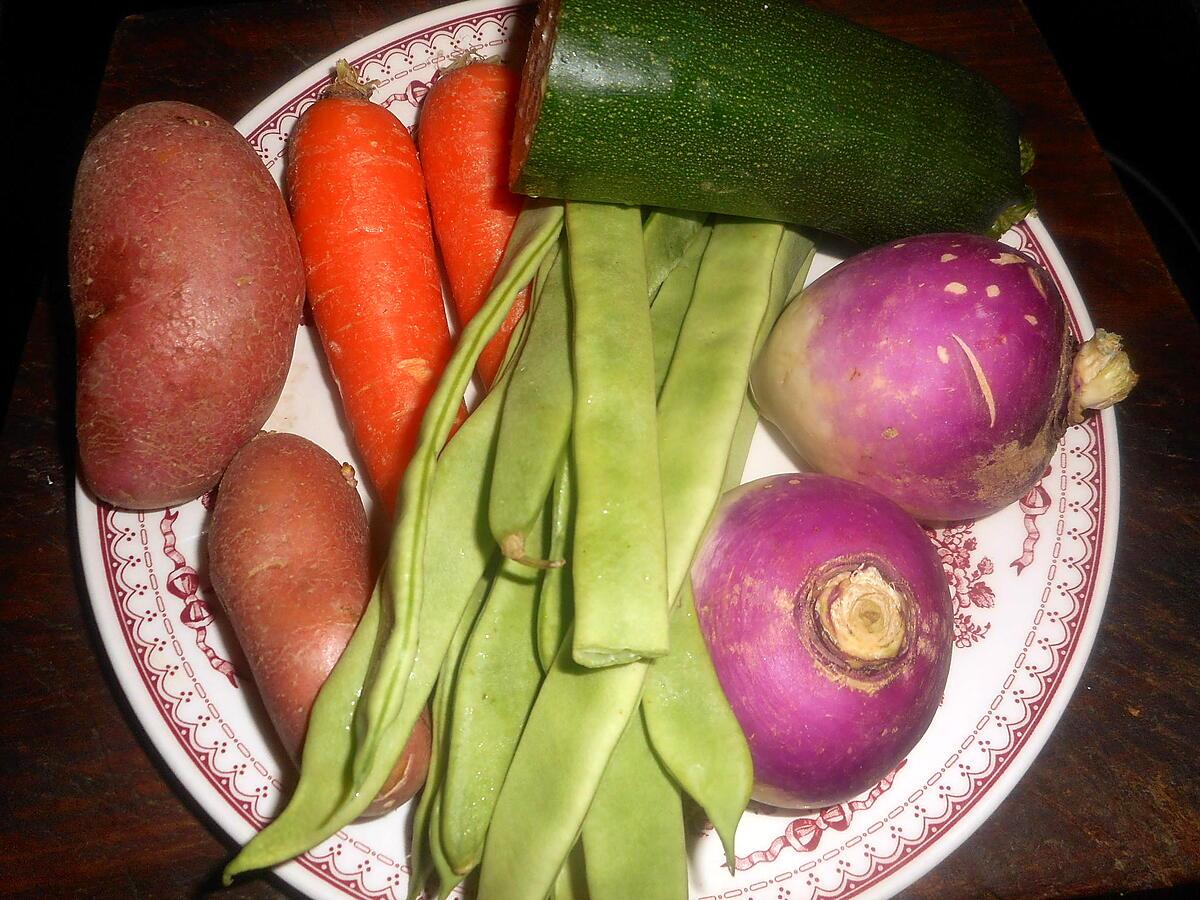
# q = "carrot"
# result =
<box><xmin>418</xmin><ymin>59</ymin><xmax>528</xmax><ymax>389</ymax></box>
<box><xmin>287</xmin><ymin>61</ymin><xmax>456</xmax><ymax>516</ymax></box>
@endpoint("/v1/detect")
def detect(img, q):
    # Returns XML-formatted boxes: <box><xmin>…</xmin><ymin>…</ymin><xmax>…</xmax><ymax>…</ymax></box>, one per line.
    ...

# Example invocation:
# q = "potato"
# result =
<box><xmin>208</xmin><ymin>432</ymin><xmax>430</xmax><ymax>814</ymax></box>
<box><xmin>69</xmin><ymin>101</ymin><xmax>305</xmax><ymax>509</ymax></box>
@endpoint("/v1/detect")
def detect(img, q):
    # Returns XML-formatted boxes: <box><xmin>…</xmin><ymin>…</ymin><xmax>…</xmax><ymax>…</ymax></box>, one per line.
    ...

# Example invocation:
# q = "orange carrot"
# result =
<box><xmin>287</xmin><ymin>61</ymin><xmax>455</xmax><ymax>515</ymax></box>
<box><xmin>418</xmin><ymin>59</ymin><xmax>528</xmax><ymax>389</ymax></box>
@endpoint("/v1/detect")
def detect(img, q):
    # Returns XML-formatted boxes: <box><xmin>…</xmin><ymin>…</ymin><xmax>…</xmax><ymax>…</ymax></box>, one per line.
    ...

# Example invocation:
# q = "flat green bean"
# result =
<box><xmin>430</xmin><ymin>591</ymin><xmax>483</xmax><ymax>900</ymax></box>
<box><xmin>656</xmin><ymin>218</ymin><xmax>785</xmax><ymax>599</ymax></box>
<box><xmin>225</xmin><ymin>583</ymin><xmax>381</xmax><ymax>883</ymax></box>
<box><xmin>767</xmin><ymin>228</ymin><xmax>819</xmax><ymax>336</ymax></box>
<box><xmin>566</xmin><ymin>201</ymin><xmax>669</xmax><ymax>667</ymax></box>
<box><xmin>408</xmin><ymin>800</ymin><xmax>435</xmax><ymax>900</ymax></box>
<box><xmin>651</xmin><ymin>225</ymin><xmax>712</xmax><ymax>395</ymax></box>
<box><xmin>408</xmin><ymin>574</ymin><xmax>491</xmax><ymax>900</ymax></box>
<box><xmin>491</xmin><ymin>209</ymin><xmax>706</xmax><ymax>569</ymax></box>
<box><xmin>641</xmin><ymin>583</ymin><xmax>750</xmax><ymax>869</ymax></box>
<box><xmin>489</xmin><ymin>244</ymin><xmax>572</xmax><ymax>565</ymax></box>
<box><xmin>536</xmin><ymin>455</ymin><xmax>574</xmax><ymax>673</ymax></box>
<box><xmin>223</xmin><ymin>204</ymin><xmax>561</xmax><ymax>882</ymax></box>
<box><xmin>722</xmin><ymin>228</ymin><xmax>816</xmax><ymax>489</ymax></box>
<box><xmin>643</xmin><ymin>208</ymin><xmax>708</xmax><ymax>298</ymax></box>
<box><xmin>643</xmin><ymin>227</ymin><xmax>815</xmax><ymax>866</ymax></box>
<box><xmin>440</xmin><ymin>504</ymin><xmax>548</xmax><ymax>874</ymax></box>
<box><xmin>353</xmin><ymin>202</ymin><xmax>564</xmax><ymax>784</ymax></box>
<box><xmin>428</xmin><ymin>794</ymin><xmax>456</xmax><ymax>900</ymax></box>
<box><xmin>227</xmin><ymin>398</ymin><xmax>499</xmax><ymax>881</ymax></box>
<box><xmin>477</xmin><ymin>636</ymin><xmax>648</xmax><ymax>900</ymax></box>
<box><xmin>469</xmin><ymin>220</ymin><xmax>811</xmax><ymax>900</ymax></box>
<box><xmin>581</xmin><ymin>712</ymin><xmax>687</xmax><ymax>900</ymax></box>
<box><xmin>474</xmin><ymin>211</ymin><xmax>740</xmax><ymax>899</ymax></box>
<box><xmin>533</xmin><ymin>212</ymin><xmax>703</xmax><ymax>665</ymax></box>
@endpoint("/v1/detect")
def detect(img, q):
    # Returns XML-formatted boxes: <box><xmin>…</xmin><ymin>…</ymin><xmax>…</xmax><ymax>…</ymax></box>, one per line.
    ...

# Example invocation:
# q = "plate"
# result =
<box><xmin>76</xmin><ymin>1</ymin><xmax>1121</xmax><ymax>897</ymax></box>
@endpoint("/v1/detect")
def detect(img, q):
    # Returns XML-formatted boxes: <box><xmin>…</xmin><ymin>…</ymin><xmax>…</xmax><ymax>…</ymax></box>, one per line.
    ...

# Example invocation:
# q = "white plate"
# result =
<box><xmin>77</xmin><ymin>2</ymin><xmax>1120</xmax><ymax>897</ymax></box>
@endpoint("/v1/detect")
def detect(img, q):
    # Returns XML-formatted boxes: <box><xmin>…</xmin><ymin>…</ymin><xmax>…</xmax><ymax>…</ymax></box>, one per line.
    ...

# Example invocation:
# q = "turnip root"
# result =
<box><xmin>751</xmin><ymin>233</ymin><xmax>1136</xmax><ymax>522</ymax></box>
<box><xmin>691</xmin><ymin>473</ymin><xmax>953</xmax><ymax>809</ymax></box>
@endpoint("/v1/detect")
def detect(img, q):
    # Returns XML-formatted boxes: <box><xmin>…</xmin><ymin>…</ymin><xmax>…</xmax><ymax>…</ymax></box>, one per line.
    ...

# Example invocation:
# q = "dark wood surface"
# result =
<box><xmin>1</xmin><ymin>1</ymin><xmax>1197</xmax><ymax>897</ymax></box>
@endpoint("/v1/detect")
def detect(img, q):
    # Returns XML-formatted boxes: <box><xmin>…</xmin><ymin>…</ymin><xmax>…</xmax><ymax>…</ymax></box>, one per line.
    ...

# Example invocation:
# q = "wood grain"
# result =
<box><xmin>1</xmin><ymin>1</ymin><xmax>1196</xmax><ymax>897</ymax></box>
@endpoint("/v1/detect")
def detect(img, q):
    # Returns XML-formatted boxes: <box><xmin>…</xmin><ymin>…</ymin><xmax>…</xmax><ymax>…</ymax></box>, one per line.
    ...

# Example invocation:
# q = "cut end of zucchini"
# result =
<box><xmin>511</xmin><ymin>0</ymin><xmax>559</xmax><ymax>189</ymax></box>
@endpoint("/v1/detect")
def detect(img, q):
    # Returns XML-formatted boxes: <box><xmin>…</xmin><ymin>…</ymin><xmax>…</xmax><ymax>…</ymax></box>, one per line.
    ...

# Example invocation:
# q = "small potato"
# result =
<box><xmin>70</xmin><ymin>101</ymin><xmax>305</xmax><ymax>509</ymax></box>
<box><xmin>208</xmin><ymin>432</ymin><xmax>430</xmax><ymax>813</ymax></box>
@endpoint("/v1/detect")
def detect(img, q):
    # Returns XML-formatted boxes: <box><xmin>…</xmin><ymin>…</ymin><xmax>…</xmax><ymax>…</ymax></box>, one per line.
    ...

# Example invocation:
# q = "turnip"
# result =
<box><xmin>692</xmin><ymin>473</ymin><xmax>953</xmax><ymax>809</ymax></box>
<box><xmin>750</xmin><ymin>233</ymin><xmax>1137</xmax><ymax>522</ymax></box>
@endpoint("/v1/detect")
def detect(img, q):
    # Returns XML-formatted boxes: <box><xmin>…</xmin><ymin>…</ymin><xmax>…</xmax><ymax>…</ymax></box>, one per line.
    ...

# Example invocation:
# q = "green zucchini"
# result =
<box><xmin>511</xmin><ymin>0</ymin><xmax>1034</xmax><ymax>245</ymax></box>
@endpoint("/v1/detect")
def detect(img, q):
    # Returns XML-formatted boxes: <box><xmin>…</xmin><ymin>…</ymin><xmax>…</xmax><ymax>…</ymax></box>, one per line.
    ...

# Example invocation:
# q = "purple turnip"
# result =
<box><xmin>691</xmin><ymin>473</ymin><xmax>953</xmax><ymax>810</ymax></box>
<box><xmin>750</xmin><ymin>233</ymin><xmax>1137</xmax><ymax>522</ymax></box>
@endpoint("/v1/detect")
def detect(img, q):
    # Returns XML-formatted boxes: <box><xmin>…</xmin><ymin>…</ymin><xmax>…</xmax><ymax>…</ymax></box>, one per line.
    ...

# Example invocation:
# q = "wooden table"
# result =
<box><xmin>2</xmin><ymin>1</ymin><xmax>1197</xmax><ymax>896</ymax></box>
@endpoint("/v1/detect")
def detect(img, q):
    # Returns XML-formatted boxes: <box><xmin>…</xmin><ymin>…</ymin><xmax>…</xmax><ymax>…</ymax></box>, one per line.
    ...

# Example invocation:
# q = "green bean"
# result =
<box><xmin>409</xmin><ymin>800</ymin><xmax>435</xmax><ymax>900</ymax></box>
<box><xmin>656</xmin><ymin>218</ymin><xmax>785</xmax><ymax>599</ymax></box>
<box><xmin>226</xmin><ymin>388</ymin><xmax>497</xmax><ymax>881</ymax></box>
<box><xmin>353</xmin><ymin>202</ymin><xmax>564</xmax><ymax>775</ymax></box>
<box><xmin>491</xmin><ymin>209</ymin><xmax>705</xmax><ymax>569</ymax></box>
<box><xmin>428</xmin><ymin>794</ymin><xmax>456</xmax><ymax>899</ymax></box>
<box><xmin>471</xmin><ymin>219</ymin><xmax>809</xmax><ymax>900</ymax></box>
<box><xmin>641</xmin><ymin>582</ymin><xmax>750</xmax><ymax>869</ymax></box>
<box><xmin>635</xmin><ymin>219</ymin><xmax>783</xmax><ymax>868</ymax></box>
<box><xmin>408</xmin><ymin>574</ymin><xmax>491</xmax><ymax>900</ymax></box>
<box><xmin>223</xmin><ymin>204</ymin><xmax>561</xmax><ymax>881</ymax></box>
<box><xmin>651</xmin><ymin>225</ymin><xmax>712</xmax><ymax>394</ymax></box>
<box><xmin>489</xmin><ymin>244</ymin><xmax>573</xmax><ymax>566</ymax></box>
<box><xmin>769</xmin><ymin>228</ymin><xmax>819</xmax><ymax>330</ymax></box>
<box><xmin>566</xmin><ymin>201</ymin><xmax>669</xmax><ymax>667</ymax></box>
<box><xmin>531</xmin><ymin>212</ymin><xmax>703</xmax><ymax>662</ymax></box>
<box><xmin>638</xmin><ymin>222</ymin><xmax>816</xmax><ymax>868</ymax></box>
<box><xmin>477</xmin><ymin>637</ymin><xmax>648</xmax><ymax>900</ymax></box>
<box><xmin>440</xmin><ymin>505</ymin><xmax>548</xmax><ymax>874</ymax></box>
<box><xmin>475</xmin><ymin>213</ymin><xmax>751</xmax><ymax>899</ymax></box>
<box><xmin>537</xmin><ymin>455</ymin><xmax>574</xmax><ymax>673</ymax></box>
<box><xmin>581</xmin><ymin>712</ymin><xmax>686</xmax><ymax>900</ymax></box>
<box><xmin>722</xmin><ymin>227</ymin><xmax>816</xmax><ymax>489</ymax></box>
<box><xmin>430</xmin><ymin>586</ymin><xmax>485</xmax><ymax>900</ymax></box>
<box><xmin>643</xmin><ymin>208</ymin><xmax>708</xmax><ymax>298</ymax></box>
<box><xmin>224</xmin><ymin>582</ymin><xmax>382</xmax><ymax>885</ymax></box>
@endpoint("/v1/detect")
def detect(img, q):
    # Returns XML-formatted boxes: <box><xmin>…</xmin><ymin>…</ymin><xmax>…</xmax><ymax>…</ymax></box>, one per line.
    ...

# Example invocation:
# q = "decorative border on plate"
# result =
<box><xmin>98</xmin><ymin>504</ymin><xmax>406</xmax><ymax>896</ymax></box>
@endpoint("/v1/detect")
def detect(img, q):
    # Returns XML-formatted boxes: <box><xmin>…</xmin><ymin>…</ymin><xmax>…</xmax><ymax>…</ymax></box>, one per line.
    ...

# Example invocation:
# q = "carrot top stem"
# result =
<box><xmin>325</xmin><ymin>59</ymin><xmax>379</xmax><ymax>100</ymax></box>
<box><xmin>438</xmin><ymin>49</ymin><xmax>500</xmax><ymax>74</ymax></box>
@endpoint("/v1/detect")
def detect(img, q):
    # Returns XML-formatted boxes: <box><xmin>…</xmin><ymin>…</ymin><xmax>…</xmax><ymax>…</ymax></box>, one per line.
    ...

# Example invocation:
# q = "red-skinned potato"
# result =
<box><xmin>70</xmin><ymin>101</ymin><xmax>305</xmax><ymax>509</ymax></box>
<box><xmin>207</xmin><ymin>432</ymin><xmax>430</xmax><ymax>815</ymax></box>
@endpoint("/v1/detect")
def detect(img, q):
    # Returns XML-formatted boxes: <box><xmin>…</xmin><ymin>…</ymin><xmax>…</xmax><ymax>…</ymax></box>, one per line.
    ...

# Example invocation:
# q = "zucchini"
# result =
<box><xmin>512</xmin><ymin>0</ymin><xmax>1034</xmax><ymax>245</ymax></box>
